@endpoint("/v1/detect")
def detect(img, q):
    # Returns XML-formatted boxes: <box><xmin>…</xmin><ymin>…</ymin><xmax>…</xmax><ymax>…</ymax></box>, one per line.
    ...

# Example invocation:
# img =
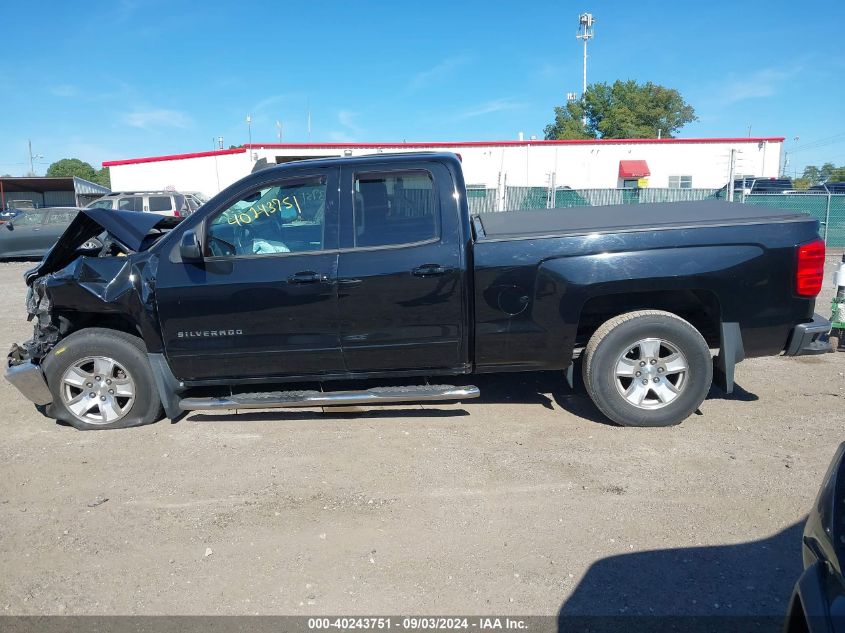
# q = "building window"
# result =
<box><xmin>668</xmin><ymin>175</ymin><xmax>693</xmax><ymax>189</ymax></box>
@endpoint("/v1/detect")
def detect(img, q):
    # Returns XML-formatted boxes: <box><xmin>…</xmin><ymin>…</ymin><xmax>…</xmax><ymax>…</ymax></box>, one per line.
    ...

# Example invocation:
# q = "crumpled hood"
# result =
<box><xmin>25</xmin><ymin>209</ymin><xmax>178</xmax><ymax>285</ymax></box>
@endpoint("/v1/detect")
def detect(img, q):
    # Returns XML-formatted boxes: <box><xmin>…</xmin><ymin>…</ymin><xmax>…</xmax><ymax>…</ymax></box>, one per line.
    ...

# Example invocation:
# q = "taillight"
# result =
<box><xmin>796</xmin><ymin>239</ymin><xmax>825</xmax><ymax>297</ymax></box>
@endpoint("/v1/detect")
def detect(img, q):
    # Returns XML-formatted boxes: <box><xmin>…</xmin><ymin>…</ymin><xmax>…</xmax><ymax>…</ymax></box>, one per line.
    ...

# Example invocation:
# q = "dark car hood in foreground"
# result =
<box><xmin>25</xmin><ymin>209</ymin><xmax>178</xmax><ymax>284</ymax></box>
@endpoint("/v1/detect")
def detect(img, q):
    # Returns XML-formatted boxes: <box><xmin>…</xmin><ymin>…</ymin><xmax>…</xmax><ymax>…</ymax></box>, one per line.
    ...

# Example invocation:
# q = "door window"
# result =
<box><xmin>118</xmin><ymin>196</ymin><xmax>143</xmax><ymax>211</ymax></box>
<box><xmin>148</xmin><ymin>196</ymin><xmax>174</xmax><ymax>212</ymax></box>
<box><xmin>12</xmin><ymin>210</ymin><xmax>47</xmax><ymax>226</ymax></box>
<box><xmin>206</xmin><ymin>176</ymin><xmax>327</xmax><ymax>257</ymax></box>
<box><xmin>87</xmin><ymin>199</ymin><xmax>114</xmax><ymax>209</ymax></box>
<box><xmin>353</xmin><ymin>170</ymin><xmax>438</xmax><ymax>247</ymax></box>
<box><xmin>46</xmin><ymin>209</ymin><xmax>78</xmax><ymax>224</ymax></box>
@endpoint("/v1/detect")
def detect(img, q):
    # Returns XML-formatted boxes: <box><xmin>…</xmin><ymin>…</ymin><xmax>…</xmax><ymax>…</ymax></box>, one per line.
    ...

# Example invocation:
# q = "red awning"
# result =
<box><xmin>618</xmin><ymin>160</ymin><xmax>651</xmax><ymax>178</ymax></box>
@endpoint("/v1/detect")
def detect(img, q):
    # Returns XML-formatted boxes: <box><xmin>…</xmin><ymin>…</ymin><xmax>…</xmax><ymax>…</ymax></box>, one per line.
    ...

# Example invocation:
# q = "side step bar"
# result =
<box><xmin>179</xmin><ymin>384</ymin><xmax>480</xmax><ymax>411</ymax></box>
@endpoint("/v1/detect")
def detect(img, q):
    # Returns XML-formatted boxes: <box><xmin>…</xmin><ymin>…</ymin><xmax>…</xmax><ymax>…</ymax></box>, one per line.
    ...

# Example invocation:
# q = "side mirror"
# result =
<box><xmin>179</xmin><ymin>230</ymin><xmax>202</xmax><ymax>261</ymax></box>
<box><xmin>5</xmin><ymin>221</ymin><xmax>13</xmax><ymax>231</ymax></box>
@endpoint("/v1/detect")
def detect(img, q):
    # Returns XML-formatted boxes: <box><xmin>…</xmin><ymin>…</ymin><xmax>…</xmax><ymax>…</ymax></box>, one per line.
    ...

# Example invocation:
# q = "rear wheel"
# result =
<box><xmin>42</xmin><ymin>328</ymin><xmax>164</xmax><ymax>430</ymax></box>
<box><xmin>581</xmin><ymin>310</ymin><xmax>712</xmax><ymax>427</ymax></box>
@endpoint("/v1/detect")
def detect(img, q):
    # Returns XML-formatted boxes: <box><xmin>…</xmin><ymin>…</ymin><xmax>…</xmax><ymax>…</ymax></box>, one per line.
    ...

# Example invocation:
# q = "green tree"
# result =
<box><xmin>820</xmin><ymin>162</ymin><xmax>837</xmax><ymax>181</ymax></box>
<box><xmin>802</xmin><ymin>165</ymin><xmax>821</xmax><ymax>183</ymax></box>
<box><xmin>46</xmin><ymin>158</ymin><xmax>98</xmax><ymax>181</ymax></box>
<box><xmin>46</xmin><ymin>158</ymin><xmax>111</xmax><ymax>189</ymax></box>
<box><xmin>792</xmin><ymin>178</ymin><xmax>811</xmax><ymax>190</ymax></box>
<box><xmin>94</xmin><ymin>167</ymin><xmax>111</xmax><ymax>188</ymax></box>
<box><xmin>544</xmin><ymin>80</ymin><xmax>697</xmax><ymax>140</ymax></box>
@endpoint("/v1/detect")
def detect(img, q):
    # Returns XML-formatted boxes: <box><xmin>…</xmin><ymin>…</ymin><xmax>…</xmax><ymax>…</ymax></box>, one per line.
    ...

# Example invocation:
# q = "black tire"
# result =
<box><xmin>581</xmin><ymin>310</ymin><xmax>712</xmax><ymax>427</ymax></box>
<box><xmin>41</xmin><ymin>328</ymin><xmax>164</xmax><ymax>430</ymax></box>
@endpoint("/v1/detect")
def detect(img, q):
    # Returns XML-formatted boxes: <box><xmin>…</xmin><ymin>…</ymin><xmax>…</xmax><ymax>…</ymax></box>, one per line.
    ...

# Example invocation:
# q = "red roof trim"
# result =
<box><xmin>103</xmin><ymin>137</ymin><xmax>785</xmax><ymax>167</ymax></box>
<box><xmin>245</xmin><ymin>137</ymin><xmax>784</xmax><ymax>150</ymax></box>
<box><xmin>102</xmin><ymin>147</ymin><xmax>246</xmax><ymax>167</ymax></box>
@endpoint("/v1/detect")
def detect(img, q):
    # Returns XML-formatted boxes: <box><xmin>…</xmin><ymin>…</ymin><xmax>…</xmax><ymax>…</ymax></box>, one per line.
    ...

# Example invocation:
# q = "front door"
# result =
<box><xmin>155</xmin><ymin>169</ymin><xmax>343</xmax><ymax>381</ymax></box>
<box><xmin>336</xmin><ymin>162</ymin><xmax>466</xmax><ymax>372</ymax></box>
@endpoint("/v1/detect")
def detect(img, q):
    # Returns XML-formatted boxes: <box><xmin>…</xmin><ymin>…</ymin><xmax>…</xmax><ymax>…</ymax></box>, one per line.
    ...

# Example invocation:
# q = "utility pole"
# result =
<box><xmin>276</xmin><ymin>120</ymin><xmax>283</xmax><ymax>143</ymax></box>
<box><xmin>727</xmin><ymin>149</ymin><xmax>737</xmax><ymax>202</ymax></box>
<box><xmin>245</xmin><ymin>115</ymin><xmax>253</xmax><ymax>147</ymax></box>
<box><xmin>307</xmin><ymin>99</ymin><xmax>312</xmax><ymax>142</ymax></box>
<box><xmin>27</xmin><ymin>140</ymin><xmax>43</xmax><ymax>176</ymax></box>
<box><xmin>576</xmin><ymin>12</ymin><xmax>595</xmax><ymax>129</ymax></box>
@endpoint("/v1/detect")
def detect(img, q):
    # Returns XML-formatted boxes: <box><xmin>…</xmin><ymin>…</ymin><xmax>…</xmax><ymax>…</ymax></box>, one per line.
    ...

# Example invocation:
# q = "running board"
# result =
<box><xmin>178</xmin><ymin>384</ymin><xmax>480</xmax><ymax>411</ymax></box>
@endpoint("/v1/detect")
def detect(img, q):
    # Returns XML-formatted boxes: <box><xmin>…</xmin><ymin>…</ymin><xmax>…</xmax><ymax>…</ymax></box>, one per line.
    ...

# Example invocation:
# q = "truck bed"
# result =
<box><xmin>475</xmin><ymin>200</ymin><xmax>811</xmax><ymax>240</ymax></box>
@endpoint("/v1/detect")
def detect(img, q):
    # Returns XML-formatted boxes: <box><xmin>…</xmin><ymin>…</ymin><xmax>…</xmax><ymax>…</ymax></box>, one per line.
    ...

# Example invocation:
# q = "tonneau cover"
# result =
<box><xmin>477</xmin><ymin>200</ymin><xmax>811</xmax><ymax>239</ymax></box>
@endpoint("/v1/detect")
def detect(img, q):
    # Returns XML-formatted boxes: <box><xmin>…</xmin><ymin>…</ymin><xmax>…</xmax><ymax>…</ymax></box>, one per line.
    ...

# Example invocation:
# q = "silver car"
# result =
<box><xmin>86</xmin><ymin>191</ymin><xmax>193</xmax><ymax>218</ymax></box>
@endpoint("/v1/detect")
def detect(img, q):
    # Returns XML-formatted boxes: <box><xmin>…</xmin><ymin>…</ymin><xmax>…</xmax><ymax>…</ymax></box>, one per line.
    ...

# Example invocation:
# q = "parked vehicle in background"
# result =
<box><xmin>784</xmin><ymin>442</ymin><xmax>845</xmax><ymax>633</ymax></box>
<box><xmin>809</xmin><ymin>182</ymin><xmax>845</xmax><ymax>194</ymax></box>
<box><xmin>5</xmin><ymin>200</ymin><xmax>36</xmax><ymax>211</ymax></box>
<box><xmin>5</xmin><ymin>153</ymin><xmax>831</xmax><ymax>430</ymax></box>
<box><xmin>184</xmin><ymin>193</ymin><xmax>205</xmax><ymax>214</ymax></box>
<box><xmin>0</xmin><ymin>208</ymin><xmax>23</xmax><ymax>224</ymax></box>
<box><xmin>0</xmin><ymin>208</ymin><xmax>100</xmax><ymax>259</ymax></box>
<box><xmin>86</xmin><ymin>191</ymin><xmax>193</xmax><ymax>218</ymax></box>
<box><xmin>732</xmin><ymin>177</ymin><xmax>794</xmax><ymax>195</ymax></box>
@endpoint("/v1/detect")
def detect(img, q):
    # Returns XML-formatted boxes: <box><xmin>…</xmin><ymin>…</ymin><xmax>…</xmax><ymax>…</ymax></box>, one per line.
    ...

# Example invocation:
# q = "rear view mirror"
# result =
<box><xmin>179</xmin><ymin>230</ymin><xmax>202</xmax><ymax>261</ymax></box>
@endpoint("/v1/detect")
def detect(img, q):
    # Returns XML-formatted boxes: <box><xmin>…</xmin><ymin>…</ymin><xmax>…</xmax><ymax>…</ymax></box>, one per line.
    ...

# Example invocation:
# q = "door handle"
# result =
<box><xmin>412</xmin><ymin>264</ymin><xmax>448</xmax><ymax>277</ymax></box>
<box><xmin>287</xmin><ymin>271</ymin><xmax>326</xmax><ymax>284</ymax></box>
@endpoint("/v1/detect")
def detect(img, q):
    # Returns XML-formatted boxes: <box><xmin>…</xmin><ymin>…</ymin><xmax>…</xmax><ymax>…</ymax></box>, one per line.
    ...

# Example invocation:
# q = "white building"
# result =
<box><xmin>104</xmin><ymin>137</ymin><xmax>783</xmax><ymax>207</ymax></box>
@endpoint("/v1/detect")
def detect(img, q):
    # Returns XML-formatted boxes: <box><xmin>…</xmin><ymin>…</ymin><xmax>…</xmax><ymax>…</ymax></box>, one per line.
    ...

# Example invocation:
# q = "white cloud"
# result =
<box><xmin>122</xmin><ymin>108</ymin><xmax>192</xmax><ymax>130</ymax></box>
<box><xmin>721</xmin><ymin>65</ymin><xmax>804</xmax><ymax>105</ymax></box>
<box><xmin>456</xmin><ymin>98</ymin><xmax>525</xmax><ymax>120</ymax></box>
<box><xmin>50</xmin><ymin>84</ymin><xmax>78</xmax><ymax>97</ymax></box>
<box><xmin>327</xmin><ymin>110</ymin><xmax>364</xmax><ymax>142</ymax></box>
<box><xmin>407</xmin><ymin>55</ymin><xmax>470</xmax><ymax>92</ymax></box>
<box><xmin>251</xmin><ymin>93</ymin><xmax>298</xmax><ymax>114</ymax></box>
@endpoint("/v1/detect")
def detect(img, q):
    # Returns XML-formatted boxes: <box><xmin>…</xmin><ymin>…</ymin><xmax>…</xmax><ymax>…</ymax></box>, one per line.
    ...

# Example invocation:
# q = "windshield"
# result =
<box><xmin>86</xmin><ymin>199</ymin><xmax>114</xmax><ymax>209</ymax></box>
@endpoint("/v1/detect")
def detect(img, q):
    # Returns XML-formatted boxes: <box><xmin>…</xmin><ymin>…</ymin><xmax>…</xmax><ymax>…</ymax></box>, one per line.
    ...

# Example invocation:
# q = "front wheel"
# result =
<box><xmin>41</xmin><ymin>328</ymin><xmax>164</xmax><ymax>430</ymax></box>
<box><xmin>581</xmin><ymin>310</ymin><xmax>713</xmax><ymax>427</ymax></box>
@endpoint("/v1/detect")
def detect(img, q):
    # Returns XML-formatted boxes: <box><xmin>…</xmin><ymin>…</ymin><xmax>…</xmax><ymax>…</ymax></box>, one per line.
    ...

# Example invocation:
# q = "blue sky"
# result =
<box><xmin>1</xmin><ymin>0</ymin><xmax>844</xmax><ymax>176</ymax></box>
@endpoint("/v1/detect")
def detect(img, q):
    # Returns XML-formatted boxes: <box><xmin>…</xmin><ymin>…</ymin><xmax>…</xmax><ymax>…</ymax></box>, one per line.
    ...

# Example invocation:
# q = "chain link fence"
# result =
<box><xmin>470</xmin><ymin>185</ymin><xmax>844</xmax><ymax>247</ymax></box>
<box><xmin>743</xmin><ymin>193</ymin><xmax>845</xmax><ymax>247</ymax></box>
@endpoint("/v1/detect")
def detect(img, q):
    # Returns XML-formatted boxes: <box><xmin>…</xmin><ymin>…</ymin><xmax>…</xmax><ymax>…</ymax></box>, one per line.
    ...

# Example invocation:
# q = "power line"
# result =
<box><xmin>789</xmin><ymin>131</ymin><xmax>845</xmax><ymax>154</ymax></box>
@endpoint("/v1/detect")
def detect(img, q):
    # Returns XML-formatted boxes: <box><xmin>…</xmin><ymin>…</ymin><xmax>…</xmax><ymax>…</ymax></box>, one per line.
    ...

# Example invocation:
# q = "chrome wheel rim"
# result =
<box><xmin>614</xmin><ymin>338</ymin><xmax>688</xmax><ymax>410</ymax></box>
<box><xmin>60</xmin><ymin>356</ymin><xmax>135</xmax><ymax>425</ymax></box>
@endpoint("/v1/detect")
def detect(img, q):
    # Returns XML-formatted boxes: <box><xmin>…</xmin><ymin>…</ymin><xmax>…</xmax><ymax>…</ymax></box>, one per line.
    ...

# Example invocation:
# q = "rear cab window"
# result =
<box><xmin>352</xmin><ymin>170</ymin><xmax>438</xmax><ymax>247</ymax></box>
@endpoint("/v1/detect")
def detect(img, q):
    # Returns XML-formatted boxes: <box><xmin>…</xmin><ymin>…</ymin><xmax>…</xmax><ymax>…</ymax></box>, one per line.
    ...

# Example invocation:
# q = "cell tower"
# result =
<box><xmin>576</xmin><ymin>12</ymin><xmax>595</xmax><ymax>127</ymax></box>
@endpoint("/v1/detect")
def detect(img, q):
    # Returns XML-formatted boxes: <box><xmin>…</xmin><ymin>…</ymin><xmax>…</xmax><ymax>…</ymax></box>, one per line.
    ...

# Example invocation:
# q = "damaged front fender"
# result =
<box><xmin>13</xmin><ymin>209</ymin><xmax>177</xmax><ymax>370</ymax></box>
<box><xmin>24</xmin><ymin>209</ymin><xmax>179</xmax><ymax>284</ymax></box>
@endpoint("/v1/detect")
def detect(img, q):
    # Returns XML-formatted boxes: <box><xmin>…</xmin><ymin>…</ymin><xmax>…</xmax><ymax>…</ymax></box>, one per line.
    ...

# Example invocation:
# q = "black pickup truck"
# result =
<box><xmin>5</xmin><ymin>153</ymin><xmax>831</xmax><ymax>430</ymax></box>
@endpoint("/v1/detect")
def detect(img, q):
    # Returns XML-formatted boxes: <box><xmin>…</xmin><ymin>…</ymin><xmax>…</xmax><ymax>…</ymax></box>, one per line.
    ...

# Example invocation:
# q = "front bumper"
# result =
<box><xmin>5</xmin><ymin>345</ymin><xmax>52</xmax><ymax>405</ymax></box>
<box><xmin>785</xmin><ymin>313</ymin><xmax>833</xmax><ymax>356</ymax></box>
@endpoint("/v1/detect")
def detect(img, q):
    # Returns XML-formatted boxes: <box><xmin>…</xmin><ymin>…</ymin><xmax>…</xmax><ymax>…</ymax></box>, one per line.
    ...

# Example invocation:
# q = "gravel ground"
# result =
<box><xmin>0</xmin><ymin>253</ymin><xmax>842</xmax><ymax>624</ymax></box>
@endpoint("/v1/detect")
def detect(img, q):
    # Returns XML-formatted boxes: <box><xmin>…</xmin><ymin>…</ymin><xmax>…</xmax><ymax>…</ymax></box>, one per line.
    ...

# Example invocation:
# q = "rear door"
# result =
<box><xmin>336</xmin><ymin>161</ymin><xmax>466</xmax><ymax>372</ymax></box>
<box><xmin>42</xmin><ymin>209</ymin><xmax>79</xmax><ymax>250</ymax></box>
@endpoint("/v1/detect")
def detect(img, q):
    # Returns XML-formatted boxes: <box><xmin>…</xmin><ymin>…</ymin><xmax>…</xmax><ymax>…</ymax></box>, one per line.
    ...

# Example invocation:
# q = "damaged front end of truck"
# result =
<box><xmin>5</xmin><ymin>209</ymin><xmax>179</xmax><ymax>407</ymax></box>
